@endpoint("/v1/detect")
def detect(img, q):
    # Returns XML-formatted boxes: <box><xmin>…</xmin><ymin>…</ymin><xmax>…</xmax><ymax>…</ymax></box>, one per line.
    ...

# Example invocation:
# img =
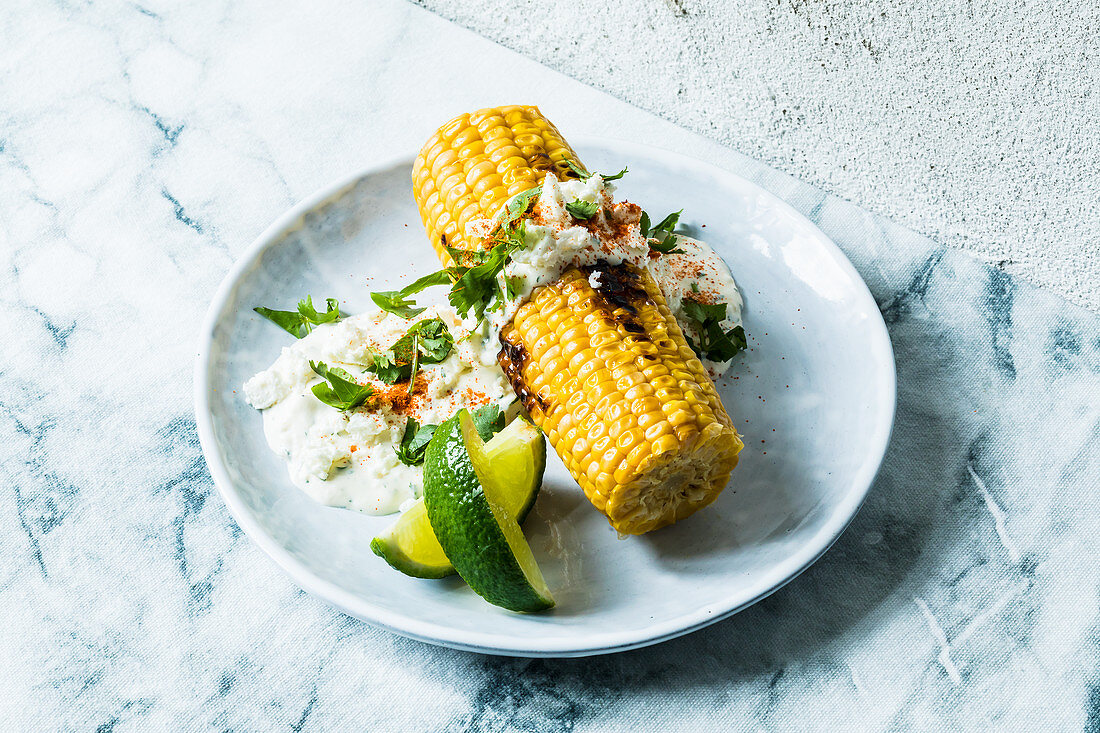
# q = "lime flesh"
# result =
<box><xmin>483</xmin><ymin>417</ymin><xmax>546</xmax><ymax>523</ymax></box>
<box><xmin>369</xmin><ymin>500</ymin><xmax>453</xmax><ymax>579</ymax></box>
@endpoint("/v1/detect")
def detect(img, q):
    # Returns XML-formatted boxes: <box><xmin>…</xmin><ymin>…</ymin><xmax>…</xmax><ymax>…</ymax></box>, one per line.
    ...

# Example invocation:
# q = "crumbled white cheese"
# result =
<box><xmin>485</xmin><ymin>173</ymin><xmax>651</xmax><ymax>338</ymax></box>
<box><xmin>468</xmin><ymin>172</ymin><xmax>745</xmax><ymax>376</ymax></box>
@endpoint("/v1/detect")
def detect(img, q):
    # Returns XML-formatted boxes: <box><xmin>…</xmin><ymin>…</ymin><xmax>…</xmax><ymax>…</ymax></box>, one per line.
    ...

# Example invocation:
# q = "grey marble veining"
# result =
<box><xmin>1</xmin><ymin>0</ymin><xmax>1098</xmax><ymax>729</ymax></box>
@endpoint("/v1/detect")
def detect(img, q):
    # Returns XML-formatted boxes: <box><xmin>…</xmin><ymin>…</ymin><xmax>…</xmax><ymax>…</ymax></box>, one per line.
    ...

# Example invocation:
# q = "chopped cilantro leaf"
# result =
<box><xmin>254</xmin><ymin>296</ymin><xmax>340</xmax><ymax>338</ymax></box>
<box><xmin>649</xmin><ymin>210</ymin><xmax>681</xmax><ymax>237</ymax></box>
<box><xmin>564</xmin><ymin>160</ymin><xmax>627</xmax><ymax>182</ymax></box>
<box><xmin>681</xmin><ymin>300</ymin><xmax>747</xmax><ymax>363</ymax></box>
<box><xmin>445</xmin><ymin>245</ymin><xmax>489</xmax><ymax>268</ymax></box>
<box><xmin>370</xmin><ymin>291</ymin><xmax>425</xmax><ymax>319</ymax></box>
<box><xmin>394</xmin><ymin>404</ymin><xmax>505</xmax><ymax>466</ymax></box>
<box><xmin>565</xmin><ymin>199</ymin><xmax>600</xmax><ymax>220</ymax></box>
<box><xmin>564</xmin><ymin>160</ymin><xmax>589</xmax><ymax>179</ymax></box>
<box><xmin>683</xmin><ymin>299</ymin><xmax>727</xmax><ymax>326</ymax></box>
<box><xmin>502</xmin><ymin>187</ymin><xmax>542</xmax><ymax>228</ymax></box>
<box><xmin>365</xmin><ymin>317</ymin><xmax>455</xmax><ymax>385</ymax></box>
<box><xmin>402</xmin><ymin>270</ymin><xmax>454</xmax><ymax>295</ymax></box>
<box><xmin>309</xmin><ymin>361</ymin><xmax>373</xmax><ymax>410</ymax></box>
<box><xmin>471</xmin><ymin>404</ymin><xmax>506</xmax><ymax>441</ymax></box>
<box><xmin>407</xmin><ymin>333</ymin><xmax>421</xmax><ymax>396</ymax></box>
<box><xmin>297</xmin><ymin>297</ymin><xmax>341</xmax><ymax>325</ymax></box>
<box><xmin>447</xmin><ymin>241</ymin><xmax>513</xmax><ymax>321</ymax></box>
<box><xmin>394</xmin><ymin>417</ymin><xmax>437</xmax><ymax>466</ymax></box>
<box><xmin>370</xmin><ymin>270</ymin><xmax>453</xmax><ymax>318</ymax></box>
<box><xmin>643</xmin><ymin>209</ymin><xmax>685</xmax><ymax>254</ymax></box>
<box><xmin>649</xmin><ymin>237</ymin><xmax>685</xmax><ymax>255</ymax></box>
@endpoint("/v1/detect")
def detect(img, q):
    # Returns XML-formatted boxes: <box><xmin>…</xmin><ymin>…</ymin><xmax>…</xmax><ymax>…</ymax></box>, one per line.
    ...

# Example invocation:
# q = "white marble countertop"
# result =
<box><xmin>1</xmin><ymin>0</ymin><xmax>1098</xmax><ymax>729</ymax></box>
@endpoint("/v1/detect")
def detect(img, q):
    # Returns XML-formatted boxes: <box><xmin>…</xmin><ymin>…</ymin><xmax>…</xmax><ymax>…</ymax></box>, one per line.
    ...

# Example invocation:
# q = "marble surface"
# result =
<box><xmin>417</xmin><ymin>0</ymin><xmax>1100</xmax><ymax>313</ymax></box>
<box><xmin>1</xmin><ymin>0</ymin><xmax>1098</xmax><ymax>729</ymax></box>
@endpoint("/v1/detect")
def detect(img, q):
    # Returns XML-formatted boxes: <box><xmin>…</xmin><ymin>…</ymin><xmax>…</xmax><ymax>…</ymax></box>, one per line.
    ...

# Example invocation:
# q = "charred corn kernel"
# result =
<box><xmin>412</xmin><ymin>106</ymin><xmax>743</xmax><ymax>534</ymax></box>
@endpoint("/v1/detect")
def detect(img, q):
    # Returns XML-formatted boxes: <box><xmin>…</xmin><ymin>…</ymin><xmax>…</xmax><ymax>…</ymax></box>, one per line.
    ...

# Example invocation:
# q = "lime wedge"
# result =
<box><xmin>422</xmin><ymin>410</ymin><xmax>554</xmax><ymax>612</ymax></box>
<box><xmin>369</xmin><ymin>501</ymin><xmax>453</xmax><ymax>579</ymax></box>
<box><xmin>371</xmin><ymin>416</ymin><xmax>545</xmax><ymax>580</ymax></box>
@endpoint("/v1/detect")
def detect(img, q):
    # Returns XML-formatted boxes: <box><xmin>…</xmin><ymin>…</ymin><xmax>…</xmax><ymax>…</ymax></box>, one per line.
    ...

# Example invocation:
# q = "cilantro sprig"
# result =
<box><xmin>370</xmin><ymin>271</ymin><xmax>453</xmax><ymax>318</ymax></box>
<box><xmin>501</xmin><ymin>188</ymin><xmax>542</xmax><ymax>228</ymax></box>
<box><xmin>369</xmin><ymin>291</ymin><xmax>424</xmax><ymax>319</ymax></box>
<box><xmin>470</xmin><ymin>404</ymin><xmax>506</xmax><ymax>438</ymax></box>
<box><xmin>254</xmin><ymin>296</ymin><xmax>340</xmax><ymax>338</ymax></box>
<box><xmin>564</xmin><ymin>160</ymin><xmax>627</xmax><ymax>182</ymax></box>
<box><xmin>641</xmin><ymin>210</ymin><xmax>686</xmax><ymax>254</ymax></box>
<box><xmin>681</xmin><ymin>301</ymin><xmax>747</xmax><ymax>363</ymax></box>
<box><xmin>393</xmin><ymin>404</ymin><xmax>507</xmax><ymax>467</ymax></box>
<box><xmin>649</xmin><ymin>238</ymin><xmax>685</xmax><ymax>255</ymax></box>
<box><xmin>365</xmin><ymin>317</ymin><xmax>454</xmax><ymax>386</ymax></box>
<box><xmin>309</xmin><ymin>361</ymin><xmax>373</xmax><ymax>410</ymax></box>
<box><xmin>445</xmin><ymin>241</ymin><xmax>515</xmax><ymax>321</ymax></box>
<box><xmin>441</xmin><ymin>198</ymin><xmax>539</xmax><ymax>321</ymax></box>
<box><xmin>395</xmin><ymin>417</ymin><xmax>437</xmax><ymax>465</ymax></box>
<box><xmin>370</xmin><ymin>187</ymin><xmax>539</xmax><ymax>326</ymax></box>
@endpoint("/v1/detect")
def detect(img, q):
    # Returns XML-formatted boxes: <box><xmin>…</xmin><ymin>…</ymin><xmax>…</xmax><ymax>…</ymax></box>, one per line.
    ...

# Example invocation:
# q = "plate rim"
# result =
<box><xmin>193</xmin><ymin>137</ymin><xmax>897</xmax><ymax>657</ymax></box>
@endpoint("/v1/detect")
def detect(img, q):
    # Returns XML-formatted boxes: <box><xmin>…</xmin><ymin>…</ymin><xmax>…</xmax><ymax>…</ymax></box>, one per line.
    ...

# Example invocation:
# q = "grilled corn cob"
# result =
<box><xmin>412</xmin><ymin>105</ymin><xmax>743</xmax><ymax>535</ymax></box>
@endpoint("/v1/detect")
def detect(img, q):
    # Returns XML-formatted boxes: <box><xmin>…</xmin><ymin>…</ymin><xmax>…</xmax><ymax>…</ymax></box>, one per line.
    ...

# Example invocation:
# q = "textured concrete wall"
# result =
<box><xmin>414</xmin><ymin>0</ymin><xmax>1100</xmax><ymax>311</ymax></box>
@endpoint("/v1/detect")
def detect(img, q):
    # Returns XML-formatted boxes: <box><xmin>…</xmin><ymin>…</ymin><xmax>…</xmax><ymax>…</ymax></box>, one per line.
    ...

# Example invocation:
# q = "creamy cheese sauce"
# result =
<box><xmin>244</xmin><ymin>306</ymin><xmax>514</xmax><ymax>514</ymax></box>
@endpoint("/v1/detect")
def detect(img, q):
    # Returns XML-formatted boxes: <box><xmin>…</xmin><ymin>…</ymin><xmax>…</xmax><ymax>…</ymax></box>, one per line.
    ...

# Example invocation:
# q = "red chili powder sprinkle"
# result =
<box><xmin>372</xmin><ymin>372</ymin><xmax>428</xmax><ymax>415</ymax></box>
<box><xmin>457</xmin><ymin>386</ymin><xmax>491</xmax><ymax>407</ymax></box>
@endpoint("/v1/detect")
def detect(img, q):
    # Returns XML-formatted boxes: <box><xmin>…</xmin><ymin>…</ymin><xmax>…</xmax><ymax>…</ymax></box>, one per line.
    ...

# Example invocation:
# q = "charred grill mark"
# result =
<box><xmin>581</xmin><ymin>262</ymin><xmax>652</xmax><ymax>341</ymax></box>
<box><xmin>581</xmin><ymin>262</ymin><xmax>644</xmax><ymax>313</ymax></box>
<box><xmin>497</xmin><ymin>333</ymin><xmax>548</xmax><ymax>414</ymax></box>
<box><xmin>529</xmin><ymin>152</ymin><xmax>554</xmax><ymax>172</ymax></box>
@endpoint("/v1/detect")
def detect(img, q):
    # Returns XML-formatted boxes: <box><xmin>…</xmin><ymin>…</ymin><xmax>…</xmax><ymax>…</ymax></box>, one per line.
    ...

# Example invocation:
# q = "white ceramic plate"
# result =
<box><xmin>195</xmin><ymin>138</ymin><xmax>896</xmax><ymax>657</ymax></box>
